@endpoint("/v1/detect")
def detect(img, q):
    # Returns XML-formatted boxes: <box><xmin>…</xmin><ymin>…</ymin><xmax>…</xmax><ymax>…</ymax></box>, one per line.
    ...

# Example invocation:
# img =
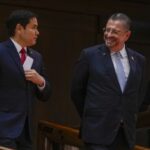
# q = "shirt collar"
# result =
<box><xmin>119</xmin><ymin>45</ymin><xmax>127</xmax><ymax>58</ymax></box>
<box><xmin>10</xmin><ymin>38</ymin><xmax>27</xmax><ymax>53</ymax></box>
<box><xmin>111</xmin><ymin>45</ymin><xmax>127</xmax><ymax>58</ymax></box>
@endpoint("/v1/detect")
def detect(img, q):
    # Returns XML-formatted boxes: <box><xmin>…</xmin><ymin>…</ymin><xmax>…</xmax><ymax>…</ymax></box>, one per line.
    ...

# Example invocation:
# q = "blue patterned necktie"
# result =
<box><xmin>114</xmin><ymin>52</ymin><xmax>126</xmax><ymax>92</ymax></box>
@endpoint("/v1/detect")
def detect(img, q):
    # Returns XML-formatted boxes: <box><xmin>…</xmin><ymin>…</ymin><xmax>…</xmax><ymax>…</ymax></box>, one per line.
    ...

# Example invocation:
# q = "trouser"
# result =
<box><xmin>84</xmin><ymin>126</ymin><xmax>132</xmax><ymax>150</ymax></box>
<box><xmin>0</xmin><ymin>120</ymin><xmax>32</xmax><ymax>150</ymax></box>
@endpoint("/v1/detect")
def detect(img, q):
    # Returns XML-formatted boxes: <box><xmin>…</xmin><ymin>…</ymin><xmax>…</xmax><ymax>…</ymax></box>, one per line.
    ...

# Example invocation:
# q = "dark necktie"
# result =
<box><xmin>114</xmin><ymin>52</ymin><xmax>126</xmax><ymax>92</ymax></box>
<box><xmin>20</xmin><ymin>48</ymin><xmax>26</xmax><ymax>64</ymax></box>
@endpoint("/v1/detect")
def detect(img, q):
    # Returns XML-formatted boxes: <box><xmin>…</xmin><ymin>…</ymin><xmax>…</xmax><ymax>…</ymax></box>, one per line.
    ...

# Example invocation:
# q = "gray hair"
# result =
<box><xmin>108</xmin><ymin>13</ymin><xmax>132</xmax><ymax>30</ymax></box>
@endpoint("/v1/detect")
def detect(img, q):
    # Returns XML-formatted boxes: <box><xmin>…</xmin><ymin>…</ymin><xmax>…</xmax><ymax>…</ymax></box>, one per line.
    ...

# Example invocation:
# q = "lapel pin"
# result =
<box><xmin>103</xmin><ymin>52</ymin><xmax>106</xmax><ymax>56</ymax></box>
<box><xmin>29</xmin><ymin>50</ymin><xmax>33</xmax><ymax>55</ymax></box>
<box><xmin>131</xmin><ymin>56</ymin><xmax>134</xmax><ymax>61</ymax></box>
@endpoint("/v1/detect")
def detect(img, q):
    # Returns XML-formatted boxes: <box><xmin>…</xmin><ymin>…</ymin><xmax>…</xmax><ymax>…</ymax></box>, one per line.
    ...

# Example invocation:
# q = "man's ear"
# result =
<box><xmin>15</xmin><ymin>24</ymin><xmax>23</xmax><ymax>34</ymax></box>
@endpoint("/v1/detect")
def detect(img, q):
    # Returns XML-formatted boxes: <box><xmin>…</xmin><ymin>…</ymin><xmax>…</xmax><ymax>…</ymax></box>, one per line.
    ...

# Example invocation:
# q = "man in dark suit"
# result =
<box><xmin>71</xmin><ymin>13</ymin><xmax>146</xmax><ymax>150</ymax></box>
<box><xmin>0</xmin><ymin>10</ymin><xmax>51</xmax><ymax>150</ymax></box>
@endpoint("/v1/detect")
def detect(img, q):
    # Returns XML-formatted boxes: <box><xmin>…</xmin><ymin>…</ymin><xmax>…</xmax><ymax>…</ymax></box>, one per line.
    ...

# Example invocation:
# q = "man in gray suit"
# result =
<box><xmin>71</xmin><ymin>13</ymin><xmax>146</xmax><ymax>150</ymax></box>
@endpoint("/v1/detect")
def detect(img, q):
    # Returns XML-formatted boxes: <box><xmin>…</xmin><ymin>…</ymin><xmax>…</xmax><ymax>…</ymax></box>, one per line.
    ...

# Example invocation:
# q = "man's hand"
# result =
<box><xmin>24</xmin><ymin>69</ymin><xmax>45</xmax><ymax>86</ymax></box>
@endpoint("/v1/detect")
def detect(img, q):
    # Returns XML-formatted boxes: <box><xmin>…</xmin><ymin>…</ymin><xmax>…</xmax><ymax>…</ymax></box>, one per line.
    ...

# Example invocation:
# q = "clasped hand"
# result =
<box><xmin>24</xmin><ymin>69</ymin><xmax>44</xmax><ymax>86</ymax></box>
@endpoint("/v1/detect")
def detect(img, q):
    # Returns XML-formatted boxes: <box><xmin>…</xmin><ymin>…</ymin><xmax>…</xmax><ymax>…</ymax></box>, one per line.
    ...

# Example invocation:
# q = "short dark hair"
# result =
<box><xmin>108</xmin><ymin>13</ymin><xmax>132</xmax><ymax>30</ymax></box>
<box><xmin>6</xmin><ymin>9</ymin><xmax>37</xmax><ymax>37</ymax></box>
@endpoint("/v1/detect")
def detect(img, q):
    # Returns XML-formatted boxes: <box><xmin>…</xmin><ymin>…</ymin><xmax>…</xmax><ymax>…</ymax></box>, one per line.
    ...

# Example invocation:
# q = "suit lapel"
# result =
<box><xmin>124</xmin><ymin>48</ymin><xmax>136</xmax><ymax>92</ymax></box>
<box><xmin>98</xmin><ymin>45</ymin><xmax>121</xmax><ymax>91</ymax></box>
<box><xmin>97</xmin><ymin>45</ymin><xmax>137</xmax><ymax>93</ymax></box>
<box><xmin>5</xmin><ymin>40</ymin><xmax>37</xmax><ymax>75</ymax></box>
<box><xmin>5</xmin><ymin>39</ymin><xmax>25</xmax><ymax>75</ymax></box>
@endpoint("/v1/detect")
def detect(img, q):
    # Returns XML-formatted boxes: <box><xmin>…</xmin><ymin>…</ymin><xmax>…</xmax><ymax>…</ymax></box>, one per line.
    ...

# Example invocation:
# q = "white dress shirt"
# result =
<box><xmin>11</xmin><ymin>38</ymin><xmax>27</xmax><ymax>55</ymax></box>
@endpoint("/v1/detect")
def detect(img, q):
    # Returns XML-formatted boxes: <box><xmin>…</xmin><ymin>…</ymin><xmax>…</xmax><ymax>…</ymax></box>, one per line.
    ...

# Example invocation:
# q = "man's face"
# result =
<box><xmin>103</xmin><ymin>19</ymin><xmax>131</xmax><ymax>51</ymax></box>
<box><xmin>18</xmin><ymin>17</ymin><xmax>39</xmax><ymax>47</ymax></box>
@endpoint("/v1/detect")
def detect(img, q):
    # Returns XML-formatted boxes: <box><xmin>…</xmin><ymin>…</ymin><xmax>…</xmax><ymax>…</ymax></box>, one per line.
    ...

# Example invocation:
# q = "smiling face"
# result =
<box><xmin>103</xmin><ymin>19</ymin><xmax>131</xmax><ymax>52</ymax></box>
<box><xmin>14</xmin><ymin>17</ymin><xmax>39</xmax><ymax>47</ymax></box>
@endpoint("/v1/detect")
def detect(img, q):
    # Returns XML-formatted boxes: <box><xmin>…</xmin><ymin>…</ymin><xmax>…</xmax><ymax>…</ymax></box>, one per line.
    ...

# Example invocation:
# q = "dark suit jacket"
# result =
<box><xmin>71</xmin><ymin>44</ymin><xmax>146</xmax><ymax>148</ymax></box>
<box><xmin>0</xmin><ymin>39</ymin><xmax>51</xmax><ymax>140</ymax></box>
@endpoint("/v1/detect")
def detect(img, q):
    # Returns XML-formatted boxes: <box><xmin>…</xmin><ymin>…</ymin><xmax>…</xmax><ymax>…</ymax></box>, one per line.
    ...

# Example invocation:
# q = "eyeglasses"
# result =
<box><xmin>103</xmin><ymin>27</ymin><xmax>127</xmax><ymax>36</ymax></box>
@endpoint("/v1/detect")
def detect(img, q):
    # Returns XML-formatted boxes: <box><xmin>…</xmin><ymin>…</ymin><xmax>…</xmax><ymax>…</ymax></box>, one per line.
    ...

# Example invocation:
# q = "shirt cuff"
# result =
<box><xmin>37</xmin><ymin>79</ymin><xmax>45</xmax><ymax>91</ymax></box>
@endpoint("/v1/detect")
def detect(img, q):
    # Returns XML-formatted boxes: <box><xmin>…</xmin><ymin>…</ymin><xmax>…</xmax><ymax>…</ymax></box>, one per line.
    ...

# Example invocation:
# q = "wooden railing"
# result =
<box><xmin>37</xmin><ymin>120</ymin><xmax>83</xmax><ymax>150</ymax></box>
<box><xmin>37</xmin><ymin>111</ymin><xmax>150</xmax><ymax>150</ymax></box>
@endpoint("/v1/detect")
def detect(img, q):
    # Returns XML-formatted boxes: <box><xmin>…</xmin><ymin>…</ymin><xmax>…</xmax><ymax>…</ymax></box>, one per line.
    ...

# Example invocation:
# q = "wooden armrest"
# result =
<box><xmin>134</xmin><ymin>145</ymin><xmax>150</xmax><ymax>150</ymax></box>
<box><xmin>0</xmin><ymin>146</ymin><xmax>15</xmax><ymax>150</ymax></box>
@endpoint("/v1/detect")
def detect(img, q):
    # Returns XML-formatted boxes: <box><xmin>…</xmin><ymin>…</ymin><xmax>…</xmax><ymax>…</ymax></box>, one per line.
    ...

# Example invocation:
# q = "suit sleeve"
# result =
<box><xmin>139</xmin><ymin>65</ymin><xmax>150</xmax><ymax>111</ymax></box>
<box><xmin>71</xmin><ymin>49</ymin><xmax>89</xmax><ymax>117</ymax></box>
<box><xmin>35</xmin><ymin>56</ymin><xmax>52</xmax><ymax>101</ymax></box>
<box><xmin>141</xmin><ymin>81</ymin><xmax>150</xmax><ymax>111</ymax></box>
<box><xmin>138</xmin><ymin>56</ymin><xmax>148</xmax><ymax>111</ymax></box>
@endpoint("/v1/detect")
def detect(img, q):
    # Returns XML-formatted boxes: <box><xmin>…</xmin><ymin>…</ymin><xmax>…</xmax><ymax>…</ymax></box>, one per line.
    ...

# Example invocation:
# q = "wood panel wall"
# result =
<box><xmin>0</xmin><ymin>0</ymin><xmax>150</xmax><ymax>148</ymax></box>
